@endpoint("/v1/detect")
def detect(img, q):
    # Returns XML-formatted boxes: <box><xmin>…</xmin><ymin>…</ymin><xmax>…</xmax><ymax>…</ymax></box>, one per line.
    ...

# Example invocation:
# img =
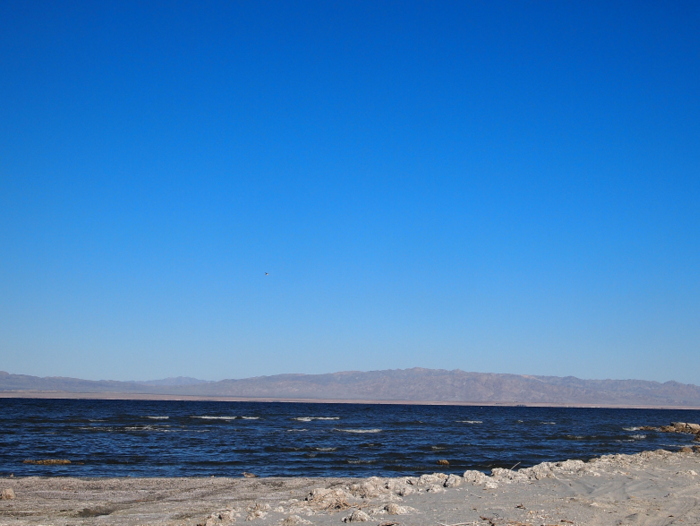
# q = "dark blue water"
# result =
<box><xmin>1</xmin><ymin>399</ymin><xmax>698</xmax><ymax>478</ymax></box>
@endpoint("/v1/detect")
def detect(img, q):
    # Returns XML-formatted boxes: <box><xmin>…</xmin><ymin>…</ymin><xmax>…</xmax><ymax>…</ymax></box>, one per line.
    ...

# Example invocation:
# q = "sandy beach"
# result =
<box><xmin>2</xmin><ymin>447</ymin><xmax>700</xmax><ymax>526</ymax></box>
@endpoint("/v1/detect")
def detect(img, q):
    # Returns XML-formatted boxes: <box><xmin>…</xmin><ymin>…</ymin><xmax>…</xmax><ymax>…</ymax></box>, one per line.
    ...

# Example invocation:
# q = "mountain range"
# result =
<box><xmin>2</xmin><ymin>368</ymin><xmax>700</xmax><ymax>408</ymax></box>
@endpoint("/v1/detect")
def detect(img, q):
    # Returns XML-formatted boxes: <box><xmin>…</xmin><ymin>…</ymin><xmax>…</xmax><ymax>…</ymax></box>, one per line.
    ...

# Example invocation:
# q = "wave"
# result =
<box><xmin>145</xmin><ymin>416</ymin><xmax>169</xmax><ymax>420</ymax></box>
<box><xmin>333</xmin><ymin>428</ymin><xmax>382</xmax><ymax>434</ymax></box>
<box><xmin>541</xmin><ymin>422</ymin><xmax>556</xmax><ymax>425</ymax></box>
<box><xmin>81</xmin><ymin>425</ymin><xmax>174</xmax><ymax>433</ymax></box>
<box><xmin>293</xmin><ymin>417</ymin><xmax>340</xmax><ymax>422</ymax></box>
<box><xmin>629</xmin><ymin>434</ymin><xmax>647</xmax><ymax>440</ymax></box>
<box><xmin>456</xmin><ymin>420</ymin><xmax>483</xmax><ymax>424</ymax></box>
<box><xmin>315</xmin><ymin>447</ymin><xmax>338</xmax><ymax>452</ymax></box>
<box><xmin>623</xmin><ymin>426</ymin><xmax>641</xmax><ymax>431</ymax></box>
<box><xmin>241</xmin><ymin>416</ymin><xmax>260</xmax><ymax>420</ymax></box>
<box><xmin>287</xmin><ymin>428</ymin><xmax>308</xmax><ymax>432</ymax></box>
<box><xmin>124</xmin><ymin>425</ymin><xmax>172</xmax><ymax>432</ymax></box>
<box><xmin>191</xmin><ymin>416</ymin><xmax>237</xmax><ymax>420</ymax></box>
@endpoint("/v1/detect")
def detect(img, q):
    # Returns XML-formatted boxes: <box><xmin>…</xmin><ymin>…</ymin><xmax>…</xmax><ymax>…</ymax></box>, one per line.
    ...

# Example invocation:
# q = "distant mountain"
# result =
<box><xmin>137</xmin><ymin>377</ymin><xmax>210</xmax><ymax>386</ymax></box>
<box><xmin>1</xmin><ymin>368</ymin><xmax>700</xmax><ymax>408</ymax></box>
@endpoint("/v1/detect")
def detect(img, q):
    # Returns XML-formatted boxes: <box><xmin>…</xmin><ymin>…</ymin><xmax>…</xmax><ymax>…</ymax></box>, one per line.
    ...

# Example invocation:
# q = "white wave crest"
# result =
<box><xmin>623</xmin><ymin>426</ymin><xmax>641</xmax><ymax>431</ymax></box>
<box><xmin>124</xmin><ymin>425</ymin><xmax>172</xmax><ymax>432</ymax></box>
<box><xmin>146</xmin><ymin>416</ymin><xmax>169</xmax><ymax>420</ymax></box>
<box><xmin>287</xmin><ymin>428</ymin><xmax>308</xmax><ymax>432</ymax></box>
<box><xmin>333</xmin><ymin>428</ymin><xmax>382</xmax><ymax>434</ymax></box>
<box><xmin>456</xmin><ymin>420</ymin><xmax>483</xmax><ymax>424</ymax></box>
<box><xmin>191</xmin><ymin>416</ymin><xmax>237</xmax><ymax>420</ymax></box>
<box><xmin>541</xmin><ymin>421</ymin><xmax>556</xmax><ymax>425</ymax></box>
<box><xmin>293</xmin><ymin>417</ymin><xmax>340</xmax><ymax>422</ymax></box>
<box><xmin>241</xmin><ymin>416</ymin><xmax>260</xmax><ymax>420</ymax></box>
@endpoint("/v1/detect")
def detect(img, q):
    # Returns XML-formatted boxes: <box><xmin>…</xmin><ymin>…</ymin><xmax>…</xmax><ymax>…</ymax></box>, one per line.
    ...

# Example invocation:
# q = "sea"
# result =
<box><xmin>1</xmin><ymin>398</ymin><xmax>698</xmax><ymax>478</ymax></box>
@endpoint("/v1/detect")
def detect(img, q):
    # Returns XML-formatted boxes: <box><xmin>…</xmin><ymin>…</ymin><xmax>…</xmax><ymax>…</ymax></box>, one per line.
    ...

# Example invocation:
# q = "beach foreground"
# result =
<box><xmin>2</xmin><ymin>448</ymin><xmax>700</xmax><ymax>526</ymax></box>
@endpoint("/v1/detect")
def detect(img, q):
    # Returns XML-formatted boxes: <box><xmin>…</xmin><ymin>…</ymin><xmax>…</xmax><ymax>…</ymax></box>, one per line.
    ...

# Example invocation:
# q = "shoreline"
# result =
<box><xmin>3</xmin><ymin>448</ymin><xmax>700</xmax><ymax>525</ymax></box>
<box><xmin>2</xmin><ymin>391</ymin><xmax>700</xmax><ymax>410</ymax></box>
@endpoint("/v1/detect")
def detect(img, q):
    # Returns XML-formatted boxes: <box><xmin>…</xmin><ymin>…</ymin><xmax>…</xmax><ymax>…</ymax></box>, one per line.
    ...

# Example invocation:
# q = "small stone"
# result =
<box><xmin>280</xmin><ymin>515</ymin><xmax>311</xmax><ymax>526</ymax></box>
<box><xmin>242</xmin><ymin>472</ymin><xmax>257</xmax><ymax>478</ymax></box>
<box><xmin>463</xmin><ymin>470</ymin><xmax>489</xmax><ymax>485</ymax></box>
<box><xmin>384</xmin><ymin>503</ymin><xmax>412</xmax><ymax>515</ymax></box>
<box><xmin>418</xmin><ymin>473</ymin><xmax>446</xmax><ymax>486</ymax></box>
<box><xmin>1</xmin><ymin>488</ymin><xmax>15</xmax><ymax>500</ymax></box>
<box><xmin>444</xmin><ymin>474</ymin><xmax>462</xmax><ymax>487</ymax></box>
<box><xmin>436</xmin><ymin>459</ymin><xmax>449</xmax><ymax>466</ymax></box>
<box><xmin>343</xmin><ymin>510</ymin><xmax>371</xmax><ymax>522</ymax></box>
<box><xmin>305</xmin><ymin>488</ymin><xmax>352</xmax><ymax>510</ymax></box>
<box><xmin>246</xmin><ymin>502</ymin><xmax>269</xmax><ymax>521</ymax></box>
<box><xmin>680</xmin><ymin>447</ymin><xmax>693</xmax><ymax>453</ymax></box>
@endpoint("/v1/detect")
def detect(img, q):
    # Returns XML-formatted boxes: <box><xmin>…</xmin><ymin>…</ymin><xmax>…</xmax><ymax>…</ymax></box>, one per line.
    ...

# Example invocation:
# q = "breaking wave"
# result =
<box><xmin>191</xmin><ymin>416</ymin><xmax>237</xmax><ymax>420</ymax></box>
<box><xmin>334</xmin><ymin>428</ymin><xmax>382</xmax><ymax>434</ymax></box>
<box><xmin>293</xmin><ymin>417</ymin><xmax>340</xmax><ymax>422</ymax></box>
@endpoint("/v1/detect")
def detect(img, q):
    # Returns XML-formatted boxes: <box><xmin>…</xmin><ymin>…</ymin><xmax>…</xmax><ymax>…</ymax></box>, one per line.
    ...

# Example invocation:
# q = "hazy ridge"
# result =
<box><xmin>1</xmin><ymin>368</ymin><xmax>699</xmax><ymax>407</ymax></box>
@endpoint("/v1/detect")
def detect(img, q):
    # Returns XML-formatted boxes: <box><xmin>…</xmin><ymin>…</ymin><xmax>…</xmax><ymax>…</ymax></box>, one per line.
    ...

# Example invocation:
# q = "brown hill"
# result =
<box><xmin>2</xmin><ymin>368</ymin><xmax>700</xmax><ymax>407</ymax></box>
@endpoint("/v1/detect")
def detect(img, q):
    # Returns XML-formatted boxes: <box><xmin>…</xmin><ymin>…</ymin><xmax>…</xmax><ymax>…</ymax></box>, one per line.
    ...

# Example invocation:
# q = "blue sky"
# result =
<box><xmin>1</xmin><ymin>1</ymin><xmax>698</xmax><ymax>383</ymax></box>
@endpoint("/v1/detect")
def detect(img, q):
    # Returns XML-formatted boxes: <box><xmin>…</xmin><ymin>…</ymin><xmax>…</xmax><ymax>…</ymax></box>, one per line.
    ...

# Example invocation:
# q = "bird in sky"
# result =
<box><xmin>265</xmin><ymin>272</ymin><xmax>269</xmax><ymax>276</ymax></box>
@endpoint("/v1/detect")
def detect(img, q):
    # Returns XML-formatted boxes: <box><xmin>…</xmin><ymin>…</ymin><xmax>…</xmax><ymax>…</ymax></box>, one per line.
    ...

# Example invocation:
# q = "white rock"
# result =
<box><xmin>463</xmin><ymin>470</ymin><xmax>489</xmax><ymax>485</ymax></box>
<box><xmin>491</xmin><ymin>468</ymin><xmax>528</xmax><ymax>483</ymax></box>
<box><xmin>418</xmin><ymin>473</ymin><xmax>447</xmax><ymax>486</ymax></box>
<box><xmin>343</xmin><ymin>510</ymin><xmax>371</xmax><ymax>522</ymax></box>
<box><xmin>444</xmin><ymin>473</ymin><xmax>463</xmax><ymax>487</ymax></box>
<box><xmin>426</xmin><ymin>484</ymin><xmax>445</xmax><ymax>493</ymax></box>
<box><xmin>280</xmin><ymin>515</ymin><xmax>312</xmax><ymax>526</ymax></box>
<box><xmin>1</xmin><ymin>488</ymin><xmax>15</xmax><ymax>500</ymax></box>
<box><xmin>246</xmin><ymin>502</ymin><xmax>270</xmax><ymax>521</ymax></box>
<box><xmin>384</xmin><ymin>503</ymin><xmax>414</xmax><ymax>515</ymax></box>
<box><xmin>305</xmin><ymin>488</ymin><xmax>352</xmax><ymax>509</ymax></box>
<box><xmin>397</xmin><ymin>485</ymin><xmax>414</xmax><ymax>496</ymax></box>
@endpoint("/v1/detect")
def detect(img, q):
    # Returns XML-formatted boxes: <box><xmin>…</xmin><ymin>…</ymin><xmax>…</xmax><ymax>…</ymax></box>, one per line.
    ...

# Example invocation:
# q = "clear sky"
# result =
<box><xmin>1</xmin><ymin>1</ymin><xmax>698</xmax><ymax>384</ymax></box>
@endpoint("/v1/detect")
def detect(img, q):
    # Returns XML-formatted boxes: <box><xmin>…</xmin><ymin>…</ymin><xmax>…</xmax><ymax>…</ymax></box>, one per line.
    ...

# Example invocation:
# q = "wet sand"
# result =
<box><xmin>2</xmin><ymin>448</ymin><xmax>700</xmax><ymax>526</ymax></box>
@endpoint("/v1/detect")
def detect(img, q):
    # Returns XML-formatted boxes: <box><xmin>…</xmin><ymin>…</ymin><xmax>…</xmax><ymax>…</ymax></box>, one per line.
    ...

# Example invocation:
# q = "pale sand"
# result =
<box><xmin>2</xmin><ymin>448</ymin><xmax>700</xmax><ymax>526</ymax></box>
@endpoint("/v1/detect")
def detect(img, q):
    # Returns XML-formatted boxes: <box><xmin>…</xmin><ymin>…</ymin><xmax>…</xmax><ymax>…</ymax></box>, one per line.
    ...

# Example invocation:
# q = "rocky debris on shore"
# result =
<box><xmin>342</xmin><ymin>509</ymin><xmax>371</xmax><ymax>522</ymax></box>
<box><xmin>22</xmin><ymin>458</ymin><xmax>72</xmax><ymax>465</ymax></box>
<box><xmin>209</xmin><ymin>448</ymin><xmax>700</xmax><ymax>524</ymax></box>
<box><xmin>1</xmin><ymin>488</ymin><xmax>15</xmax><ymax>500</ymax></box>
<box><xmin>279</xmin><ymin>515</ymin><xmax>312</xmax><ymax>525</ymax></box>
<box><xmin>3</xmin><ymin>446</ymin><xmax>700</xmax><ymax>525</ymax></box>
<box><xmin>305</xmin><ymin>488</ymin><xmax>352</xmax><ymax>510</ymax></box>
<box><xmin>247</xmin><ymin>502</ymin><xmax>271</xmax><ymax>521</ymax></box>
<box><xmin>640</xmin><ymin>421</ymin><xmax>700</xmax><ymax>441</ymax></box>
<box><xmin>200</xmin><ymin>508</ymin><xmax>239</xmax><ymax>525</ymax></box>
